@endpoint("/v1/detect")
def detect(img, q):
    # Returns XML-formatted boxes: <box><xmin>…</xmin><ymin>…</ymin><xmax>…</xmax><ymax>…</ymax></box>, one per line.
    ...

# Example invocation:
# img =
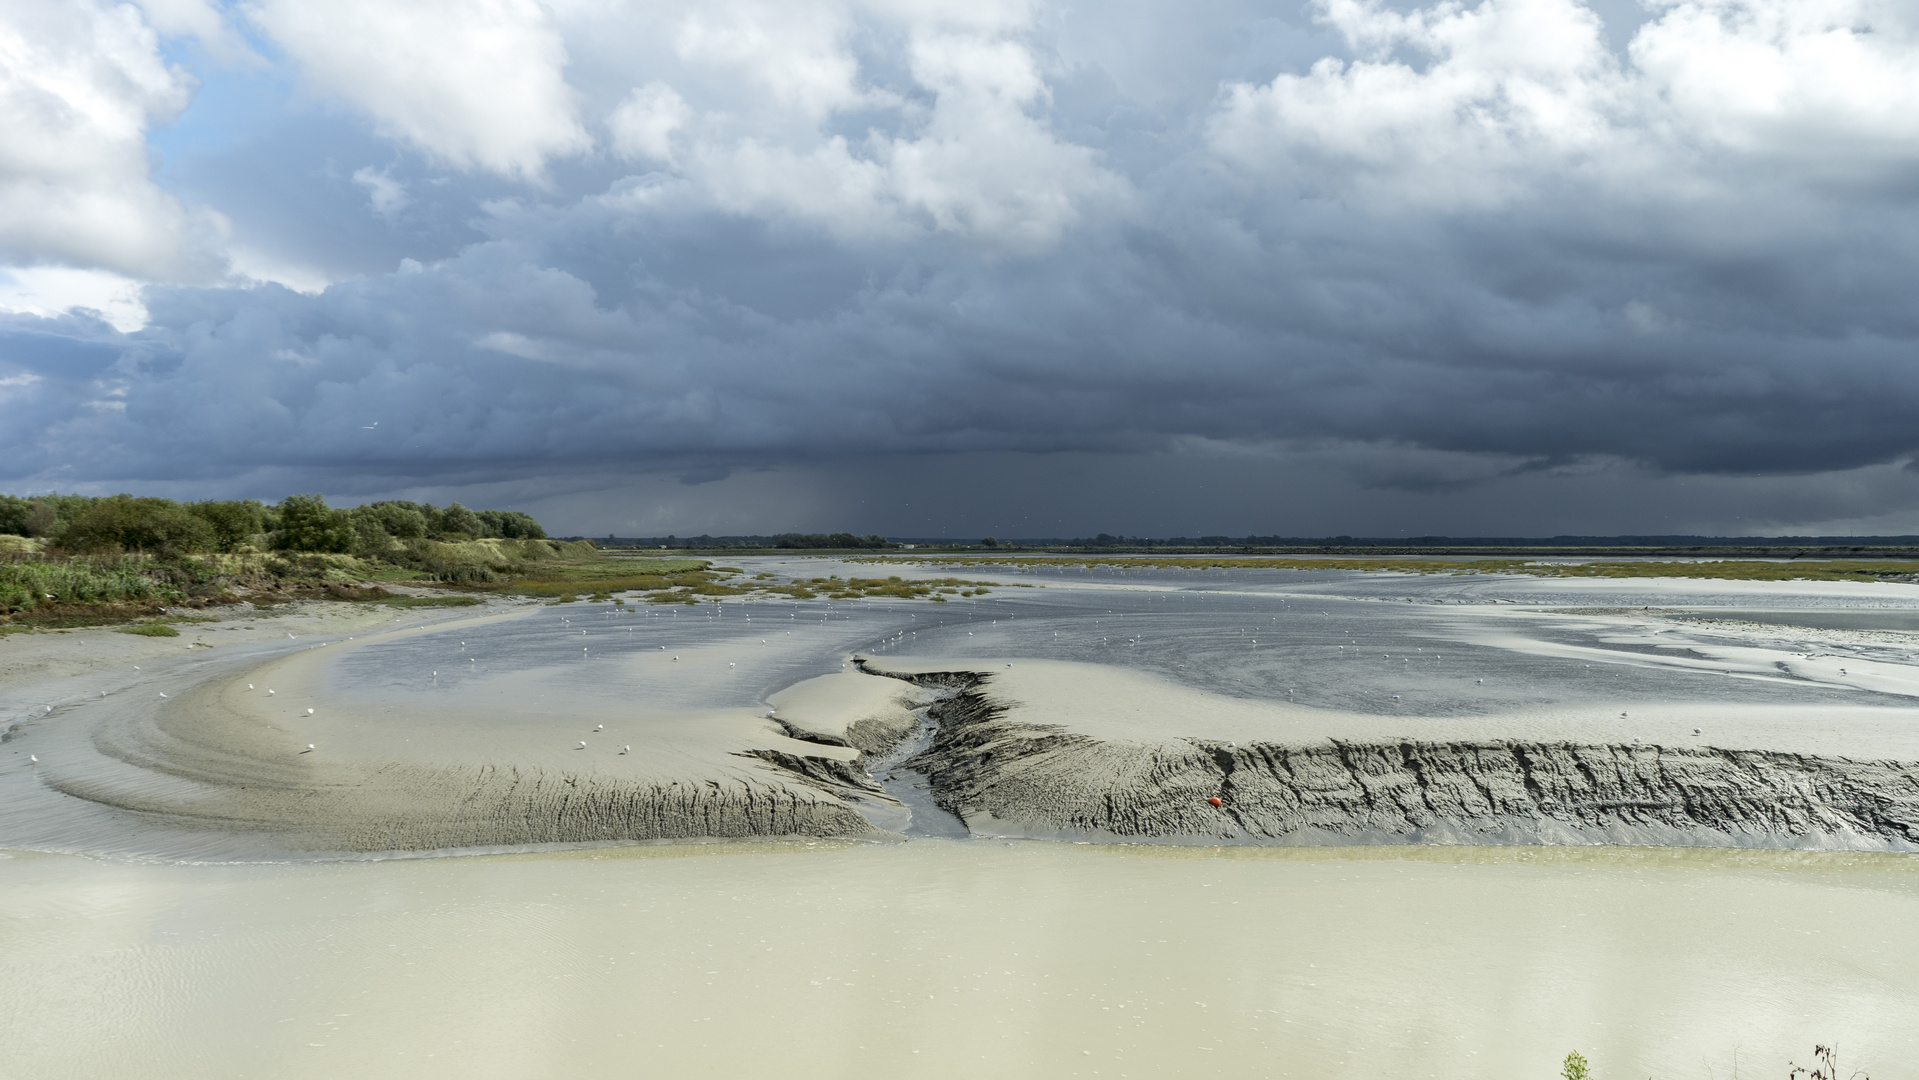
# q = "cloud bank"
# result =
<box><xmin>5</xmin><ymin>0</ymin><xmax>1919</xmax><ymax>534</ymax></box>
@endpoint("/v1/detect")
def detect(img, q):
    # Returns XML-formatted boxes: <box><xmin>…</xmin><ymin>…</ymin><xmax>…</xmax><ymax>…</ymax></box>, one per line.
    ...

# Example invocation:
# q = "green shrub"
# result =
<box><xmin>363</xmin><ymin>502</ymin><xmax>428</xmax><ymax>539</ymax></box>
<box><xmin>188</xmin><ymin>500</ymin><xmax>269</xmax><ymax>552</ymax></box>
<box><xmin>0</xmin><ymin>495</ymin><xmax>29</xmax><ymax>536</ymax></box>
<box><xmin>433</xmin><ymin>503</ymin><xmax>483</xmax><ymax>540</ymax></box>
<box><xmin>117</xmin><ymin>622</ymin><xmax>179</xmax><ymax>637</ymax></box>
<box><xmin>278</xmin><ymin>494</ymin><xmax>354</xmax><ymax>553</ymax></box>
<box><xmin>60</xmin><ymin>496</ymin><xmax>215</xmax><ymax>554</ymax></box>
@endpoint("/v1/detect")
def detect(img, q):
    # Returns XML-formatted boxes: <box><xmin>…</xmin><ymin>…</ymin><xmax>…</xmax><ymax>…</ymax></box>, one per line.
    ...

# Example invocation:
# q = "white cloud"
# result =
<box><xmin>0</xmin><ymin>0</ymin><xmax>227</xmax><ymax>279</ymax></box>
<box><xmin>0</xmin><ymin>265</ymin><xmax>149</xmax><ymax>330</ymax></box>
<box><xmin>1634</xmin><ymin>0</ymin><xmax>1919</xmax><ymax>163</ymax></box>
<box><xmin>1208</xmin><ymin>0</ymin><xmax>1631</xmax><ymax>207</ymax></box>
<box><xmin>226</xmin><ymin>246</ymin><xmax>333</xmax><ymax>295</ymax></box>
<box><xmin>132</xmin><ymin>0</ymin><xmax>256</xmax><ymax>62</ymax></box>
<box><xmin>600</xmin><ymin>3</ymin><xmax>1131</xmax><ymax>249</ymax></box>
<box><xmin>607</xmin><ymin>82</ymin><xmax>689</xmax><ymax>164</ymax></box>
<box><xmin>1208</xmin><ymin>0</ymin><xmax>1919</xmax><ymax>206</ymax></box>
<box><xmin>351</xmin><ymin>166</ymin><xmax>409</xmax><ymax>216</ymax></box>
<box><xmin>246</xmin><ymin>0</ymin><xmax>591</xmax><ymax>181</ymax></box>
<box><xmin>671</xmin><ymin>1</ymin><xmax>868</xmax><ymax>124</ymax></box>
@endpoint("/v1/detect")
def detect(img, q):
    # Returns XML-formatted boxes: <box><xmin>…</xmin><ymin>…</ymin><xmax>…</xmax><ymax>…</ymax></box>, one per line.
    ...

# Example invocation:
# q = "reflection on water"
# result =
<box><xmin>2</xmin><ymin>842</ymin><xmax>1913</xmax><ymax>1079</ymax></box>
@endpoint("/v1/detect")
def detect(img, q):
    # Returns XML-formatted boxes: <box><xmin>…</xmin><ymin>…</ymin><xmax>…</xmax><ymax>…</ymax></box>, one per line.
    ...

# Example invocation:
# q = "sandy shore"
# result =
<box><xmin>3</xmin><ymin>602</ymin><xmax>926</xmax><ymax>854</ymax></box>
<box><xmin>8</xmin><ymin>563</ymin><xmax>1919</xmax><ymax>855</ymax></box>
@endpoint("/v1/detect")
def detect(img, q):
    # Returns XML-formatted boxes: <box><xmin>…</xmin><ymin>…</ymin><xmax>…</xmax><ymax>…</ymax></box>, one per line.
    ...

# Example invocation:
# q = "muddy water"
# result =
<box><xmin>2</xmin><ymin>841</ymin><xmax>1913</xmax><ymax>1080</ymax></box>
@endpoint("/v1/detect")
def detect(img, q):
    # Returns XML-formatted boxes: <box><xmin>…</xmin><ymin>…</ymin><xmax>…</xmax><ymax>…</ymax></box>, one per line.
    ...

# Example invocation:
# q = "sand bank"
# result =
<box><xmin>9</xmin><ymin>605</ymin><xmax>933</xmax><ymax>854</ymax></box>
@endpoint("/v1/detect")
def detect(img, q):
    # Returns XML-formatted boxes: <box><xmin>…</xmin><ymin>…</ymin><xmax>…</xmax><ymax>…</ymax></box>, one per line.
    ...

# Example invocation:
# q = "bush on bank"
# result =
<box><xmin>0</xmin><ymin>492</ymin><xmax>544</xmax><ymax>554</ymax></box>
<box><xmin>0</xmin><ymin>493</ymin><xmax>559</xmax><ymax>622</ymax></box>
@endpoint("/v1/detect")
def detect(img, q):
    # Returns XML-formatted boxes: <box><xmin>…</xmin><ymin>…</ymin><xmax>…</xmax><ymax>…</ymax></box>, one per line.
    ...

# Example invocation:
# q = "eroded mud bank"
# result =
<box><xmin>869</xmin><ymin>665</ymin><xmax>1919</xmax><ymax>850</ymax></box>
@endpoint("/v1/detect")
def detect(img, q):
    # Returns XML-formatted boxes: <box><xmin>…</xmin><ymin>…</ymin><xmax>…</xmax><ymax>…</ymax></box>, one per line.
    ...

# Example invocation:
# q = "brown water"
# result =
<box><xmin>2</xmin><ymin>841</ymin><xmax>1912</xmax><ymax>1079</ymax></box>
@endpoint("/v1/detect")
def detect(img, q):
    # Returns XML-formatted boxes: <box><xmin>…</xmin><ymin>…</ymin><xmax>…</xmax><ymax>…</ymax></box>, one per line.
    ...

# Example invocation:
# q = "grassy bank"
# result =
<box><xmin>0</xmin><ymin>540</ymin><xmax>1010</xmax><ymax>630</ymax></box>
<box><xmin>0</xmin><ymin>539</ymin><xmax>587</xmax><ymax>629</ymax></box>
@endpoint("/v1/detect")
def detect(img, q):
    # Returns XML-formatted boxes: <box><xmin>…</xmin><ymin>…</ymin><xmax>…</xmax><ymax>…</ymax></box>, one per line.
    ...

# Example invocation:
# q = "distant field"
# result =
<box><xmin>854</xmin><ymin>554</ymin><xmax>1919</xmax><ymax>584</ymax></box>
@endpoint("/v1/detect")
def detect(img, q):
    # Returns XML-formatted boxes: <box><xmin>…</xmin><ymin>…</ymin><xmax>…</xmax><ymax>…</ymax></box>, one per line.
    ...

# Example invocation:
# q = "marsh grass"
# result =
<box><xmin>116</xmin><ymin>622</ymin><xmax>179</xmax><ymax>637</ymax></box>
<box><xmin>363</xmin><ymin>594</ymin><xmax>481</xmax><ymax>608</ymax></box>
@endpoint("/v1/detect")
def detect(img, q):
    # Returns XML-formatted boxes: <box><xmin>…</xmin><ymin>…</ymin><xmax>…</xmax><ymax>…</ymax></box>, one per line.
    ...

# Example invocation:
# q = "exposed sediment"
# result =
<box><xmin>874</xmin><ymin>667</ymin><xmax>1919</xmax><ymax>851</ymax></box>
<box><xmin>49</xmin><ymin>744</ymin><xmax>882</xmax><ymax>853</ymax></box>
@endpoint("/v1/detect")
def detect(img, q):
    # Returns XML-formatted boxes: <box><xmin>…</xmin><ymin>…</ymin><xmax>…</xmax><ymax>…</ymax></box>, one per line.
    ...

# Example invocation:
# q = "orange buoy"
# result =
<box><xmin>1208</xmin><ymin>797</ymin><xmax>1223</xmax><ymax>807</ymax></box>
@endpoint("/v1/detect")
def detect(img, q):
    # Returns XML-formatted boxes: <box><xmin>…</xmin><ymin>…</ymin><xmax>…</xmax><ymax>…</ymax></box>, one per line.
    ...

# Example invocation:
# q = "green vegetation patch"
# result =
<box><xmin>494</xmin><ymin>558</ymin><xmax>715</xmax><ymax>599</ymax></box>
<box><xmin>117</xmin><ymin>622</ymin><xmax>180</xmax><ymax>637</ymax></box>
<box><xmin>0</xmin><ymin>555</ymin><xmax>174</xmax><ymax>611</ymax></box>
<box><xmin>372</xmin><ymin>595</ymin><xmax>482</xmax><ymax>608</ymax></box>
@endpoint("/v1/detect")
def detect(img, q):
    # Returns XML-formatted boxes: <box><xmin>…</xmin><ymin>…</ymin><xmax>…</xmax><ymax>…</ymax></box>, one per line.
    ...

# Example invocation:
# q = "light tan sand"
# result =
<box><xmin>768</xmin><ymin>669</ymin><xmax>929</xmax><ymax>753</ymax></box>
<box><xmin>865</xmin><ymin>655</ymin><xmax>1919</xmax><ymax>759</ymax></box>
<box><xmin>0</xmin><ymin>601</ymin><xmax>430</xmax><ymax>721</ymax></box>
<box><xmin>31</xmin><ymin>607</ymin><xmax>900</xmax><ymax>851</ymax></box>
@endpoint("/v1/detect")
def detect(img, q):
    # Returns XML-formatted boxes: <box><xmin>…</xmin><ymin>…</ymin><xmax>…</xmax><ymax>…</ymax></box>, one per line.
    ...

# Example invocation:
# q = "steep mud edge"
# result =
<box><xmin>867</xmin><ymin>666</ymin><xmax>1919</xmax><ymax>851</ymax></box>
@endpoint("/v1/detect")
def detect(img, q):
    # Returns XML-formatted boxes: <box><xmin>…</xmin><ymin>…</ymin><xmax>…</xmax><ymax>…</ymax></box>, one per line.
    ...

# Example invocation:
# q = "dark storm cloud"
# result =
<box><xmin>7</xmin><ymin>0</ymin><xmax>1919</xmax><ymax>532</ymax></box>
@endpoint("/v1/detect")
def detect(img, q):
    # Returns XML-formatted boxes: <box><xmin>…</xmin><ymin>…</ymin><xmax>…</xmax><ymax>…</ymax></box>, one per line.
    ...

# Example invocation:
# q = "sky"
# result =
<box><xmin>6</xmin><ymin>0</ymin><xmax>1919</xmax><ymax>538</ymax></box>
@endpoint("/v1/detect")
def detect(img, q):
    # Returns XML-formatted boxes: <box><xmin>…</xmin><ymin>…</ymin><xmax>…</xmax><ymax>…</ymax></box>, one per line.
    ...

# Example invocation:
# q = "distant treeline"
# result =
<box><xmin>0</xmin><ymin>493</ymin><xmax>543</xmax><ymax>555</ymax></box>
<box><xmin>989</xmin><ymin>533</ymin><xmax>1919</xmax><ymax>549</ymax></box>
<box><xmin>1061</xmin><ymin>533</ymin><xmax>1919</xmax><ymax>548</ymax></box>
<box><xmin>599</xmin><ymin>533</ymin><xmax>892</xmax><ymax>550</ymax></box>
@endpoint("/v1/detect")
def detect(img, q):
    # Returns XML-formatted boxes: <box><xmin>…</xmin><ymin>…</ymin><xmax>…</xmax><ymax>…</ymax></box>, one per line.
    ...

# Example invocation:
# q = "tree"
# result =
<box><xmin>364</xmin><ymin>502</ymin><xmax>428</xmax><ymax>539</ymax></box>
<box><xmin>500</xmin><ymin>511</ymin><xmax>545</xmax><ymax>539</ymax></box>
<box><xmin>60</xmin><ymin>496</ymin><xmax>214</xmax><ymax>554</ymax></box>
<box><xmin>277</xmin><ymin>494</ymin><xmax>354</xmax><ymax>553</ymax></box>
<box><xmin>0</xmin><ymin>495</ymin><xmax>29</xmax><ymax>536</ymax></box>
<box><xmin>1561</xmin><ymin>1051</ymin><xmax>1590</xmax><ymax>1080</ymax></box>
<box><xmin>187</xmin><ymin>500</ymin><xmax>268</xmax><ymax>552</ymax></box>
<box><xmin>434</xmin><ymin>502</ymin><xmax>483</xmax><ymax>540</ymax></box>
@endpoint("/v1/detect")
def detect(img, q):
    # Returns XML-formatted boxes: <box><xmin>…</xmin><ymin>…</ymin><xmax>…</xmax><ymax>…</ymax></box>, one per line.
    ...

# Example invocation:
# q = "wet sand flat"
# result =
<box><xmin>8</xmin><ymin>559</ymin><xmax>1919</xmax><ymax>854</ymax></box>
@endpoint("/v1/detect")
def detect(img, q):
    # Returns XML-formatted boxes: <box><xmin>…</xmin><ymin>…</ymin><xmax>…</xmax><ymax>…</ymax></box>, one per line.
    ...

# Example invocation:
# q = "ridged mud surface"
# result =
<box><xmin>880</xmin><ymin>668</ymin><xmax>1919</xmax><ymax>850</ymax></box>
<box><xmin>50</xmin><ymin>746</ymin><xmax>881</xmax><ymax>853</ymax></box>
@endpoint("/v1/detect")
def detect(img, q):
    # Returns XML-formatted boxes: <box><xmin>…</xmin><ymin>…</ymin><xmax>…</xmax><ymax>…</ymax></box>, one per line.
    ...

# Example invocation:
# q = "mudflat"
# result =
<box><xmin>6</xmin><ymin>557</ymin><xmax>1919</xmax><ymax>855</ymax></box>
